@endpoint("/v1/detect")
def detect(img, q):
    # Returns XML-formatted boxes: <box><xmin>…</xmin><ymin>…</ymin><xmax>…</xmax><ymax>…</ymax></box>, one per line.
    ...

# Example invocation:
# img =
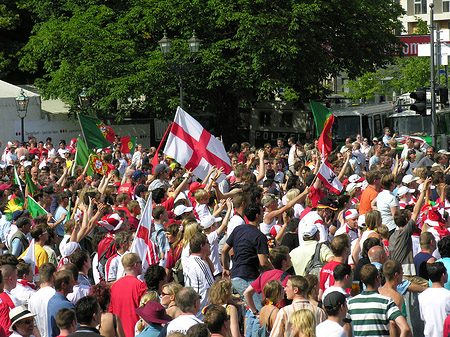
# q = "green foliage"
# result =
<box><xmin>17</xmin><ymin>0</ymin><xmax>404</xmax><ymax>139</ymax></box>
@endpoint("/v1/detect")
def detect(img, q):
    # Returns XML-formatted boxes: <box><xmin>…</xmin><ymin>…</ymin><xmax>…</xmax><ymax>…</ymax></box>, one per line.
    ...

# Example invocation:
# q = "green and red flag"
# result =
<box><xmin>78</xmin><ymin>114</ymin><xmax>115</xmax><ymax>149</ymax></box>
<box><xmin>27</xmin><ymin>195</ymin><xmax>48</xmax><ymax>218</ymax></box>
<box><xmin>120</xmin><ymin>136</ymin><xmax>137</xmax><ymax>154</ymax></box>
<box><xmin>25</xmin><ymin>170</ymin><xmax>36</xmax><ymax>196</ymax></box>
<box><xmin>310</xmin><ymin>100</ymin><xmax>335</xmax><ymax>157</ymax></box>
<box><xmin>72</xmin><ymin>137</ymin><xmax>94</xmax><ymax>176</ymax></box>
<box><xmin>89</xmin><ymin>154</ymin><xmax>111</xmax><ymax>176</ymax></box>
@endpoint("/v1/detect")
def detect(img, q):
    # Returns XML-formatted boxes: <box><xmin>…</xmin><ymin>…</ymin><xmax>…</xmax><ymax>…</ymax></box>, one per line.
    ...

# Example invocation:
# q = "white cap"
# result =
<box><xmin>349</xmin><ymin>174</ymin><xmax>365</xmax><ymax>183</ymax></box>
<box><xmin>402</xmin><ymin>174</ymin><xmax>419</xmax><ymax>185</ymax></box>
<box><xmin>19</xmin><ymin>155</ymin><xmax>26</xmax><ymax>161</ymax></box>
<box><xmin>397</xmin><ymin>186</ymin><xmax>415</xmax><ymax>197</ymax></box>
<box><xmin>346</xmin><ymin>182</ymin><xmax>362</xmax><ymax>193</ymax></box>
<box><xmin>174</xmin><ymin>205</ymin><xmax>193</xmax><ymax>216</ymax></box>
<box><xmin>438</xmin><ymin>149</ymin><xmax>450</xmax><ymax>155</ymax></box>
<box><xmin>302</xmin><ymin>224</ymin><xmax>318</xmax><ymax>237</ymax></box>
<box><xmin>358</xmin><ymin>214</ymin><xmax>366</xmax><ymax>228</ymax></box>
<box><xmin>200</xmin><ymin>215</ymin><xmax>222</xmax><ymax>229</ymax></box>
<box><xmin>344</xmin><ymin>209</ymin><xmax>359</xmax><ymax>219</ymax></box>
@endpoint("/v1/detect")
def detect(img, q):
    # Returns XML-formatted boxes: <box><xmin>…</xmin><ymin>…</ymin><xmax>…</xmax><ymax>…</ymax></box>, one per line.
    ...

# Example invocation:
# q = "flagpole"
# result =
<box><xmin>130</xmin><ymin>193</ymin><xmax>152</xmax><ymax>252</ymax></box>
<box><xmin>77</xmin><ymin>113</ymin><xmax>88</xmax><ymax>149</ymax></box>
<box><xmin>152</xmin><ymin>123</ymin><xmax>172</xmax><ymax>173</ymax></box>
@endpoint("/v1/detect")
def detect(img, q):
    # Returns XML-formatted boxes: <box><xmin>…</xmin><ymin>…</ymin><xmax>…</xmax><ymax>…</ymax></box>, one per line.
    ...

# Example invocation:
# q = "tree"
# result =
<box><xmin>18</xmin><ymin>0</ymin><xmax>404</xmax><ymax>141</ymax></box>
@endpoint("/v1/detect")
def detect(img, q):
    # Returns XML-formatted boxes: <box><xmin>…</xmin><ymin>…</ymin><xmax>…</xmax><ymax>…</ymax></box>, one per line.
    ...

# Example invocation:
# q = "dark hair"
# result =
<box><xmin>244</xmin><ymin>202</ymin><xmax>262</xmax><ymax>221</ymax></box>
<box><xmin>286</xmin><ymin>177</ymin><xmax>300</xmax><ymax>190</ymax></box>
<box><xmin>17</xmin><ymin>262</ymin><xmax>31</xmax><ymax>279</ymax></box>
<box><xmin>144</xmin><ymin>265</ymin><xmax>166</xmax><ymax>292</ymax></box>
<box><xmin>152</xmin><ymin>188</ymin><xmax>166</xmax><ymax>204</ymax></box>
<box><xmin>190</xmin><ymin>232</ymin><xmax>208</xmax><ymax>254</ymax></box>
<box><xmin>360</xmin><ymin>264</ymin><xmax>379</xmax><ymax>287</ymax></box>
<box><xmin>70</xmin><ymin>249</ymin><xmax>89</xmax><ymax>272</ymax></box>
<box><xmin>56</xmin><ymin>308</ymin><xmax>76</xmax><ymax>330</ymax></box>
<box><xmin>59</xmin><ymin>263</ymin><xmax>79</xmax><ymax>281</ymax></box>
<box><xmin>152</xmin><ymin>205</ymin><xmax>167</xmax><ymax>220</ymax></box>
<box><xmin>438</xmin><ymin>236</ymin><xmax>450</xmax><ymax>258</ymax></box>
<box><xmin>30</xmin><ymin>224</ymin><xmax>48</xmax><ymax>240</ymax></box>
<box><xmin>89</xmin><ymin>283</ymin><xmax>111</xmax><ymax>311</ymax></box>
<box><xmin>54</xmin><ymin>270</ymin><xmax>72</xmax><ymax>291</ymax></box>
<box><xmin>39</xmin><ymin>263</ymin><xmax>57</xmax><ymax>283</ymax></box>
<box><xmin>186</xmin><ymin>323</ymin><xmax>210</xmax><ymax>337</ymax></box>
<box><xmin>269</xmin><ymin>246</ymin><xmax>289</xmax><ymax>270</ymax></box>
<box><xmin>75</xmin><ymin>296</ymin><xmax>99</xmax><ymax>325</ymax></box>
<box><xmin>16</xmin><ymin>217</ymin><xmax>31</xmax><ymax>229</ymax></box>
<box><xmin>333</xmin><ymin>263</ymin><xmax>352</xmax><ymax>282</ymax></box>
<box><xmin>203</xmin><ymin>305</ymin><xmax>228</xmax><ymax>334</ymax></box>
<box><xmin>394</xmin><ymin>209</ymin><xmax>410</xmax><ymax>228</ymax></box>
<box><xmin>361</xmin><ymin>237</ymin><xmax>381</xmax><ymax>259</ymax></box>
<box><xmin>427</xmin><ymin>262</ymin><xmax>447</xmax><ymax>283</ymax></box>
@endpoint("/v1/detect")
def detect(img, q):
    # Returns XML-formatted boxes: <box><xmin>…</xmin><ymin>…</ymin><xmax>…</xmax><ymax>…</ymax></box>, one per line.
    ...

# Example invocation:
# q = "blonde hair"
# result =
<box><xmin>261</xmin><ymin>280</ymin><xmax>283</xmax><ymax>306</ymax></box>
<box><xmin>122</xmin><ymin>253</ymin><xmax>140</xmax><ymax>269</ymax></box>
<box><xmin>365</xmin><ymin>210</ymin><xmax>382</xmax><ymax>230</ymax></box>
<box><xmin>135</xmin><ymin>291</ymin><xmax>160</xmax><ymax>333</ymax></box>
<box><xmin>194</xmin><ymin>189</ymin><xmax>208</xmax><ymax>202</ymax></box>
<box><xmin>182</xmin><ymin>221</ymin><xmax>201</xmax><ymax>248</ymax></box>
<box><xmin>209</xmin><ymin>279</ymin><xmax>233</xmax><ymax>305</ymax></box>
<box><xmin>162</xmin><ymin>282</ymin><xmax>183</xmax><ymax>299</ymax></box>
<box><xmin>286</xmin><ymin>189</ymin><xmax>300</xmax><ymax>203</ymax></box>
<box><xmin>289</xmin><ymin>309</ymin><xmax>316</xmax><ymax>337</ymax></box>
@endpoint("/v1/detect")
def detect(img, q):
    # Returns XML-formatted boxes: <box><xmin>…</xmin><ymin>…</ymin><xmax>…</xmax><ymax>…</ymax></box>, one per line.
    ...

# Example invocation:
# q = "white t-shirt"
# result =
<box><xmin>376</xmin><ymin>190</ymin><xmax>399</xmax><ymax>231</ymax></box>
<box><xmin>227</xmin><ymin>214</ymin><xmax>246</xmax><ymax>236</ymax></box>
<box><xmin>195</xmin><ymin>203</ymin><xmax>211</xmax><ymax>221</ymax></box>
<box><xmin>10</xmin><ymin>282</ymin><xmax>35</xmax><ymax>306</ymax></box>
<box><xmin>183</xmin><ymin>255</ymin><xmax>214</xmax><ymax>318</ymax></box>
<box><xmin>418</xmin><ymin>287</ymin><xmax>450</xmax><ymax>337</ymax></box>
<box><xmin>316</xmin><ymin>319</ymin><xmax>347</xmax><ymax>337</ymax></box>
<box><xmin>298</xmin><ymin>211</ymin><xmax>327</xmax><ymax>244</ymax></box>
<box><xmin>166</xmin><ymin>314</ymin><xmax>203</xmax><ymax>335</ymax></box>
<box><xmin>28</xmin><ymin>286</ymin><xmax>56</xmax><ymax>337</ymax></box>
<box><xmin>207</xmin><ymin>231</ymin><xmax>222</xmax><ymax>275</ymax></box>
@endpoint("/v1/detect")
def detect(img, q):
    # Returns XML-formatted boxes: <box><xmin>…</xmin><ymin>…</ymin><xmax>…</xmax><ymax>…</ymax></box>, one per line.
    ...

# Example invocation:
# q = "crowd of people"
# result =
<box><xmin>1</xmin><ymin>127</ymin><xmax>450</xmax><ymax>337</ymax></box>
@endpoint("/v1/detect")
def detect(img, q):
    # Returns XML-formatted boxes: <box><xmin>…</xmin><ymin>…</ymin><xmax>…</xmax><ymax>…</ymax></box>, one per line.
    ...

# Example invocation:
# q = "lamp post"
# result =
<box><xmin>15</xmin><ymin>89</ymin><xmax>29</xmax><ymax>144</ymax></box>
<box><xmin>159</xmin><ymin>30</ymin><xmax>201</xmax><ymax>109</ymax></box>
<box><xmin>78</xmin><ymin>87</ymin><xmax>91</xmax><ymax>110</ymax></box>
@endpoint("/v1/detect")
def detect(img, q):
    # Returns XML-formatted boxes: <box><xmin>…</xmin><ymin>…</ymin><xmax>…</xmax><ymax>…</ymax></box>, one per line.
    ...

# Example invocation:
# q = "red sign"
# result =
<box><xmin>397</xmin><ymin>35</ymin><xmax>450</xmax><ymax>57</ymax></box>
<box><xmin>397</xmin><ymin>35</ymin><xmax>430</xmax><ymax>57</ymax></box>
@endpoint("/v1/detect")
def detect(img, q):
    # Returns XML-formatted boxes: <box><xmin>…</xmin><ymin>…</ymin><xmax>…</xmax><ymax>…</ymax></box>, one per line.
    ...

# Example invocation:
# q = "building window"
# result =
<box><xmin>415</xmin><ymin>0</ymin><xmax>427</xmax><ymax>14</ymax></box>
<box><xmin>444</xmin><ymin>0</ymin><xmax>450</xmax><ymax>12</ymax></box>
<box><xmin>280</xmin><ymin>112</ymin><xmax>293</xmax><ymax>127</ymax></box>
<box><xmin>259</xmin><ymin>111</ymin><xmax>271</xmax><ymax>126</ymax></box>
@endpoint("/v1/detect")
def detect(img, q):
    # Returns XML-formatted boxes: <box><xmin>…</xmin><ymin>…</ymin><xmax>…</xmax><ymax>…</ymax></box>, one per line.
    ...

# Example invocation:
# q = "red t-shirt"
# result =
<box><xmin>109</xmin><ymin>275</ymin><xmax>147</xmax><ymax>337</ymax></box>
<box><xmin>444</xmin><ymin>314</ymin><xmax>450</xmax><ymax>337</ymax></box>
<box><xmin>309</xmin><ymin>185</ymin><xmax>325</xmax><ymax>208</ymax></box>
<box><xmin>251</xmin><ymin>269</ymin><xmax>291</xmax><ymax>296</ymax></box>
<box><xmin>0</xmin><ymin>297</ymin><xmax>11</xmax><ymax>337</ymax></box>
<box><xmin>166</xmin><ymin>242</ymin><xmax>183</xmax><ymax>270</ymax></box>
<box><xmin>128</xmin><ymin>216</ymin><xmax>139</xmax><ymax>230</ymax></box>
<box><xmin>153</xmin><ymin>196</ymin><xmax>175</xmax><ymax>212</ymax></box>
<box><xmin>97</xmin><ymin>234</ymin><xmax>117</xmax><ymax>258</ymax></box>
<box><xmin>117</xmin><ymin>183</ymin><xmax>133</xmax><ymax>200</ymax></box>
<box><xmin>319</xmin><ymin>260</ymin><xmax>341</xmax><ymax>292</ymax></box>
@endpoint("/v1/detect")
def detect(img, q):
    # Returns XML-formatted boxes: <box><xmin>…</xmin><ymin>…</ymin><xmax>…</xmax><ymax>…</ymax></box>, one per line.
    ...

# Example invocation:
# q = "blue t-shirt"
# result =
<box><xmin>54</xmin><ymin>205</ymin><xmax>68</xmax><ymax>236</ymax></box>
<box><xmin>431</xmin><ymin>257</ymin><xmax>450</xmax><ymax>290</ymax></box>
<box><xmin>414</xmin><ymin>251</ymin><xmax>433</xmax><ymax>280</ymax></box>
<box><xmin>137</xmin><ymin>323</ymin><xmax>163</xmax><ymax>337</ymax></box>
<box><xmin>226</xmin><ymin>224</ymin><xmax>268</xmax><ymax>280</ymax></box>
<box><xmin>47</xmin><ymin>292</ymin><xmax>75</xmax><ymax>337</ymax></box>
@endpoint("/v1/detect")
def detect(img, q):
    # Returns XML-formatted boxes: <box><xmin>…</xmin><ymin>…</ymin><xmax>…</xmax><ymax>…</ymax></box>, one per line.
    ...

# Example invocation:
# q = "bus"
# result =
<box><xmin>331</xmin><ymin>103</ymin><xmax>394</xmax><ymax>144</ymax></box>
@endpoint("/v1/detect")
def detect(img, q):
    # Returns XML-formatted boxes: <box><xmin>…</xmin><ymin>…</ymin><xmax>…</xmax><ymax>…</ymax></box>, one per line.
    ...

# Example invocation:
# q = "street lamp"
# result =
<box><xmin>159</xmin><ymin>30</ymin><xmax>201</xmax><ymax>109</ymax></box>
<box><xmin>78</xmin><ymin>87</ymin><xmax>91</xmax><ymax>109</ymax></box>
<box><xmin>15</xmin><ymin>89</ymin><xmax>29</xmax><ymax>143</ymax></box>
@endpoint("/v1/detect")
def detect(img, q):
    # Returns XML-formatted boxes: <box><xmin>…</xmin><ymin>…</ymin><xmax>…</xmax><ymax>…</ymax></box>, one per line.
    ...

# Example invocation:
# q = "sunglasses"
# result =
<box><xmin>160</xmin><ymin>292</ymin><xmax>171</xmax><ymax>297</ymax></box>
<box><xmin>20</xmin><ymin>319</ymin><xmax>33</xmax><ymax>325</ymax></box>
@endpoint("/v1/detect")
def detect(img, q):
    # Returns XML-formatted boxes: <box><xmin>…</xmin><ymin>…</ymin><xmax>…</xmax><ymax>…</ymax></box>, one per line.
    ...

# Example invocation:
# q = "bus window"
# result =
<box><xmin>374</xmin><ymin>114</ymin><xmax>382</xmax><ymax>137</ymax></box>
<box><xmin>259</xmin><ymin>111</ymin><xmax>271</xmax><ymax>126</ymax></box>
<box><xmin>334</xmin><ymin>116</ymin><xmax>360</xmax><ymax>142</ymax></box>
<box><xmin>281</xmin><ymin>112</ymin><xmax>293</xmax><ymax>127</ymax></box>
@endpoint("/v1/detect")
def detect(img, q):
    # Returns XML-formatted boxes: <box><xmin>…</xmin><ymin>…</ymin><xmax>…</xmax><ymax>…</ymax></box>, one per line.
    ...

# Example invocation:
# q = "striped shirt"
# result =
<box><xmin>184</xmin><ymin>255</ymin><xmax>214</xmax><ymax>318</ymax></box>
<box><xmin>348</xmin><ymin>290</ymin><xmax>401</xmax><ymax>337</ymax></box>
<box><xmin>269</xmin><ymin>298</ymin><xmax>326</xmax><ymax>337</ymax></box>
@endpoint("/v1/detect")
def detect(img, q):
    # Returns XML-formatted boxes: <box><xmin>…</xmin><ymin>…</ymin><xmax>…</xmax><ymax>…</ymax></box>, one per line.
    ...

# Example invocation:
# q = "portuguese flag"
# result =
<box><xmin>78</xmin><ymin>114</ymin><xmax>115</xmax><ymax>149</ymax></box>
<box><xmin>310</xmin><ymin>100</ymin><xmax>333</xmax><ymax>138</ymax></box>
<box><xmin>120</xmin><ymin>136</ymin><xmax>137</xmax><ymax>154</ymax></box>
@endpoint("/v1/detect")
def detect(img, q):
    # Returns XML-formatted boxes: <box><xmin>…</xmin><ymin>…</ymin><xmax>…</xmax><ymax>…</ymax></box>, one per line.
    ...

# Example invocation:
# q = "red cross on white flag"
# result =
<box><xmin>130</xmin><ymin>195</ymin><xmax>159</xmax><ymax>271</ymax></box>
<box><xmin>164</xmin><ymin>107</ymin><xmax>232</xmax><ymax>181</ymax></box>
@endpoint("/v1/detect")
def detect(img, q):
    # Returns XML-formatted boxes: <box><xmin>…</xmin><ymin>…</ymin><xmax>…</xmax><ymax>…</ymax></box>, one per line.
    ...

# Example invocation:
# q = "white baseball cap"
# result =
<box><xmin>174</xmin><ymin>205</ymin><xmax>193</xmax><ymax>216</ymax></box>
<box><xmin>402</xmin><ymin>174</ymin><xmax>419</xmax><ymax>185</ymax></box>
<box><xmin>302</xmin><ymin>224</ymin><xmax>318</xmax><ymax>237</ymax></box>
<box><xmin>200</xmin><ymin>215</ymin><xmax>222</xmax><ymax>229</ymax></box>
<box><xmin>397</xmin><ymin>186</ymin><xmax>415</xmax><ymax>197</ymax></box>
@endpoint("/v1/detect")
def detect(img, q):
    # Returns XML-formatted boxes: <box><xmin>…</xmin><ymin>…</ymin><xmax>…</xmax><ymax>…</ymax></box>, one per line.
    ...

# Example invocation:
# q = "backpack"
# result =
<box><xmin>171</xmin><ymin>258</ymin><xmax>184</xmax><ymax>285</ymax></box>
<box><xmin>97</xmin><ymin>240</ymin><xmax>116</xmax><ymax>282</ymax></box>
<box><xmin>304</xmin><ymin>242</ymin><xmax>323</xmax><ymax>281</ymax></box>
<box><xmin>255</xmin><ymin>307</ymin><xmax>277</xmax><ymax>337</ymax></box>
